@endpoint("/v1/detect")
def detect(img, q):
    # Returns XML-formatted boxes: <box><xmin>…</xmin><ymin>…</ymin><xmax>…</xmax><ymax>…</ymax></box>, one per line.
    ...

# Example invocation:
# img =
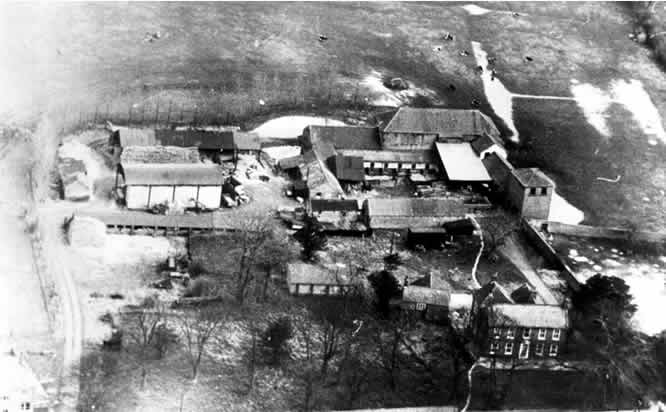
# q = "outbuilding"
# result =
<box><xmin>286</xmin><ymin>262</ymin><xmax>354</xmax><ymax>296</ymax></box>
<box><xmin>118</xmin><ymin>163</ymin><xmax>224</xmax><ymax>210</ymax></box>
<box><xmin>506</xmin><ymin>168</ymin><xmax>555</xmax><ymax>220</ymax></box>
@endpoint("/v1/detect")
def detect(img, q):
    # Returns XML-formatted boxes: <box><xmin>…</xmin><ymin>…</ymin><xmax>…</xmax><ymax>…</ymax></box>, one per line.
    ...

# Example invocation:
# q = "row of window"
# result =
<box><xmin>490</xmin><ymin>341</ymin><xmax>558</xmax><ymax>357</ymax></box>
<box><xmin>528</xmin><ymin>187</ymin><xmax>549</xmax><ymax>196</ymax></box>
<box><xmin>363</xmin><ymin>162</ymin><xmax>435</xmax><ymax>170</ymax></box>
<box><xmin>492</xmin><ymin>327</ymin><xmax>560</xmax><ymax>341</ymax></box>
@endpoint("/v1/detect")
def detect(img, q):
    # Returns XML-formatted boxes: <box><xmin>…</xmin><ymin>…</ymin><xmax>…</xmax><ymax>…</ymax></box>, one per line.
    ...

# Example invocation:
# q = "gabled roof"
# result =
<box><xmin>435</xmin><ymin>142</ymin><xmax>492</xmax><ymax>182</ymax></box>
<box><xmin>383</xmin><ymin>108</ymin><xmax>500</xmax><ymax>139</ymax></box>
<box><xmin>155</xmin><ymin>129</ymin><xmax>234</xmax><ymax>150</ymax></box>
<box><xmin>115</xmin><ymin>127</ymin><xmax>157</xmax><ymax>146</ymax></box>
<box><xmin>306</xmin><ymin>125</ymin><xmax>381</xmax><ymax>150</ymax></box>
<box><xmin>287</xmin><ymin>263</ymin><xmax>351</xmax><ymax>285</ymax></box>
<box><xmin>482</xmin><ymin>152</ymin><xmax>514</xmax><ymax>189</ymax></box>
<box><xmin>470</xmin><ymin>133</ymin><xmax>506</xmax><ymax>158</ymax></box>
<box><xmin>489</xmin><ymin>304</ymin><xmax>568</xmax><ymax>329</ymax></box>
<box><xmin>403</xmin><ymin>285</ymin><xmax>450</xmax><ymax>306</ymax></box>
<box><xmin>511</xmin><ymin>168</ymin><xmax>555</xmax><ymax>188</ymax></box>
<box><xmin>122</xmin><ymin>164</ymin><xmax>224</xmax><ymax>186</ymax></box>
<box><xmin>298</xmin><ymin>149</ymin><xmax>344</xmax><ymax>197</ymax></box>
<box><xmin>311</xmin><ymin>198</ymin><xmax>361</xmax><ymax>212</ymax></box>
<box><xmin>329</xmin><ymin>154</ymin><xmax>365</xmax><ymax>182</ymax></box>
<box><xmin>511</xmin><ymin>283</ymin><xmax>538</xmax><ymax>304</ymax></box>
<box><xmin>366</xmin><ymin>197</ymin><xmax>465</xmax><ymax>217</ymax></box>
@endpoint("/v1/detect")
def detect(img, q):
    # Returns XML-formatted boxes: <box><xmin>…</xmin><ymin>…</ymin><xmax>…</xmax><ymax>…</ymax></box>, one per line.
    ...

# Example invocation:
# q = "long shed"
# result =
<box><xmin>119</xmin><ymin>164</ymin><xmax>224</xmax><ymax>210</ymax></box>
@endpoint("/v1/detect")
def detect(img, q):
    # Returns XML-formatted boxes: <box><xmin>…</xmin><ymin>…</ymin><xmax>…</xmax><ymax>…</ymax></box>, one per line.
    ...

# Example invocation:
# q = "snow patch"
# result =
<box><xmin>471</xmin><ymin>42</ymin><xmax>519</xmax><ymax>142</ymax></box>
<box><xmin>461</xmin><ymin>4</ymin><xmax>492</xmax><ymax>15</ymax></box>
<box><xmin>570</xmin><ymin>80</ymin><xmax>612</xmax><ymax>137</ymax></box>
<box><xmin>360</xmin><ymin>70</ymin><xmax>439</xmax><ymax>107</ymax></box>
<box><xmin>610</xmin><ymin>79</ymin><xmax>666</xmax><ymax>145</ymax></box>
<box><xmin>251</xmin><ymin>116</ymin><xmax>345</xmax><ymax>139</ymax></box>
<box><xmin>548</xmin><ymin>191</ymin><xmax>585</xmax><ymax>225</ymax></box>
<box><xmin>261</xmin><ymin>145</ymin><xmax>301</xmax><ymax>161</ymax></box>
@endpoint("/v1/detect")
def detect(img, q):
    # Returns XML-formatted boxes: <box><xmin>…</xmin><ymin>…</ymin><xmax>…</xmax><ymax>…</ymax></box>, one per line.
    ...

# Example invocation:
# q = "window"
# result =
<box><xmin>541</xmin><ymin>187</ymin><xmax>548</xmax><ymax>196</ymax></box>
<box><xmin>552</xmin><ymin>329</ymin><xmax>561</xmax><ymax>341</ymax></box>
<box><xmin>506</xmin><ymin>328</ymin><xmax>515</xmax><ymax>340</ymax></box>
<box><xmin>535</xmin><ymin>342</ymin><xmax>545</xmax><ymax>356</ymax></box>
<box><xmin>492</xmin><ymin>327</ymin><xmax>501</xmax><ymax>338</ymax></box>
<box><xmin>489</xmin><ymin>340</ymin><xmax>500</xmax><ymax>355</ymax></box>
<box><xmin>537</xmin><ymin>328</ymin><xmax>547</xmax><ymax>340</ymax></box>
<box><xmin>518</xmin><ymin>342</ymin><xmax>530</xmax><ymax>359</ymax></box>
<box><xmin>504</xmin><ymin>342</ymin><xmax>514</xmax><ymax>355</ymax></box>
<box><xmin>522</xmin><ymin>328</ymin><xmax>531</xmax><ymax>339</ymax></box>
<box><xmin>529</xmin><ymin>187</ymin><xmax>537</xmax><ymax>196</ymax></box>
<box><xmin>549</xmin><ymin>344</ymin><xmax>559</xmax><ymax>357</ymax></box>
<box><xmin>20</xmin><ymin>402</ymin><xmax>30</xmax><ymax>411</ymax></box>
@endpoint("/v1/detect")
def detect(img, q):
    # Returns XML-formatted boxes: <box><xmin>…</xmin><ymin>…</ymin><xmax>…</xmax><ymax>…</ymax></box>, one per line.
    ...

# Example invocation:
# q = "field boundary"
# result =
<box><xmin>545</xmin><ymin>221</ymin><xmax>666</xmax><ymax>244</ymax></box>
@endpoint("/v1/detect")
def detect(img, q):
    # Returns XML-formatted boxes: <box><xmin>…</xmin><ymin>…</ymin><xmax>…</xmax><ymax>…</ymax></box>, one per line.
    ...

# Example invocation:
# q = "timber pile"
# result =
<box><xmin>120</xmin><ymin>145</ymin><xmax>201</xmax><ymax>164</ymax></box>
<box><xmin>67</xmin><ymin>216</ymin><xmax>107</xmax><ymax>248</ymax></box>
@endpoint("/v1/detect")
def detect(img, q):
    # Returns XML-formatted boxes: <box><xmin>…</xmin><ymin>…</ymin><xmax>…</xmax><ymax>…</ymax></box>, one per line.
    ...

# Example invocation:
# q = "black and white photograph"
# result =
<box><xmin>1</xmin><ymin>1</ymin><xmax>665</xmax><ymax>411</ymax></box>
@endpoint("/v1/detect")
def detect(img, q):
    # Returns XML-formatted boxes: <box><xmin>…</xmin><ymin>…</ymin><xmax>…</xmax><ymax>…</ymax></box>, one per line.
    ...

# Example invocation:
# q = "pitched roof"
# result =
<box><xmin>155</xmin><ymin>129</ymin><xmax>234</xmax><ymax>150</ymax></box>
<box><xmin>403</xmin><ymin>286</ymin><xmax>450</xmax><ymax>306</ymax></box>
<box><xmin>287</xmin><ymin>263</ymin><xmax>351</xmax><ymax>285</ymax></box>
<box><xmin>278</xmin><ymin>155</ymin><xmax>305</xmax><ymax>170</ymax></box>
<box><xmin>470</xmin><ymin>133</ymin><xmax>506</xmax><ymax>157</ymax></box>
<box><xmin>298</xmin><ymin>149</ymin><xmax>344</xmax><ymax>197</ymax></box>
<box><xmin>435</xmin><ymin>142</ymin><xmax>492</xmax><ymax>182</ymax></box>
<box><xmin>383</xmin><ymin>108</ymin><xmax>499</xmax><ymax>138</ymax></box>
<box><xmin>306</xmin><ymin>125</ymin><xmax>381</xmax><ymax>150</ymax></box>
<box><xmin>511</xmin><ymin>168</ymin><xmax>555</xmax><ymax>188</ymax></box>
<box><xmin>338</xmin><ymin>149</ymin><xmax>434</xmax><ymax>164</ymax></box>
<box><xmin>115</xmin><ymin>127</ymin><xmax>157</xmax><ymax>146</ymax></box>
<box><xmin>366</xmin><ymin>197</ymin><xmax>466</xmax><ymax>217</ymax></box>
<box><xmin>489</xmin><ymin>304</ymin><xmax>569</xmax><ymax>329</ymax></box>
<box><xmin>329</xmin><ymin>154</ymin><xmax>365</xmax><ymax>182</ymax></box>
<box><xmin>482</xmin><ymin>152</ymin><xmax>514</xmax><ymax>189</ymax></box>
<box><xmin>511</xmin><ymin>283</ymin><xmax>539</xmax><ymax>304</ymax></box>
<box><xmin>122</xmin><ymin>164</ymin><xmax>224</xmax><ymax>186</ymax></box>
<box><xmin>311</xmin><ymin>198</ymin><xmax>361</xmax><ymax>212</ymax></box>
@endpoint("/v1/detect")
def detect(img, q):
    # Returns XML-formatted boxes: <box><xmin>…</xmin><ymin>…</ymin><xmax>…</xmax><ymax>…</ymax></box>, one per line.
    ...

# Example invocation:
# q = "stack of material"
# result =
<box><xmin>68</xmin><ymin>216</ymin><xmax>107</xmax><ymax>248</ymax></box>
<box><xmin>57</xmin><ymin>157</ymin><xmax>91</xmax><ymax>201</ymax></box>
<box><xmin>120</xmin><ymin>145</ymin><xmax>200</xmax><ymax>164</ymax></box>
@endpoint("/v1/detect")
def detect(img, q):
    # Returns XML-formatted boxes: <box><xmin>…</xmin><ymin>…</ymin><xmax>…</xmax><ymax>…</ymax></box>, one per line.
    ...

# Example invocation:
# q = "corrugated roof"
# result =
<box><xmin>122</xmin><ymin>164</ymin><xmax>224</xmax><ymax>186</ymax></box>
<box><xmin>489</xmin><ymin>304</ymin><xmax>568</xmax><ymax>328</ymax></box>
<box><xmin>338</xmin><ymin>149</ymin><xmax>433</xmax><ymax>164</ymax></box>
<box><xmin>307</xmin><ymin>125</ymin><xmax>381</xmax><ymax>150</ymax></box>
<box><xmin>367</xmin><ymin>197</ymin><xmax>466</xmax><ymax>217</ymax></box>
<box><xmin>511</xmin><ymin>168</ymin><xmax>555</xmax><ymax>188</ymax></box>
<box><xmin>383</xmin><ymin>108</ymin><xmax>499</xmax><ymax>139</ymax></box>
<box><xmin>435</xmin><ymin>142</ymin><xmax>491</xmax><ymax>182</ymax></box>
<box><xmin>403</xmin><ymin>286</ymin><xmax>450</xmax><ymax>306</ymax></box>
<box><xmin>287</xmin><ymin>262</ymin><xmax>351</xmax><ymax>285</ymax></box>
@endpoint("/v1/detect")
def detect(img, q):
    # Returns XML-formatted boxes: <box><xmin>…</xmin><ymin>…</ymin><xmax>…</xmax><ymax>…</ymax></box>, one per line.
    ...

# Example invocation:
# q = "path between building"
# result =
<box><xmin>498</xmin><ymin>233</ymin><xmax>559</xmax><ymax>305</ymax></box>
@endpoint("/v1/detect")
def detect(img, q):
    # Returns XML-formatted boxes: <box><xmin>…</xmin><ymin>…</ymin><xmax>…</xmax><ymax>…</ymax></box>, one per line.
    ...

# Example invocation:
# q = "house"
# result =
<box><xmin>506</xmin><ymin>168</ymin><xmax>555</xmax><ymax>220</ymax></box>
<box><xmin>118</xmin><ymin>163</ymin><xmax>224</xmax><ymax>210</ymax></box>
<box><xmin>434</xmin><ymin>142</ymin><xmax>491</xmax><ymax>184</ymax></box>
<box><xmin>286</xmin><ymin>262</ymin><xmax>355</xmax><ymax>296</ymax></box>
<box><xmin>477</xmin><ymin>303</ymin><xmax>569</xmax><ymax>360</ymax></box>
<box><xmin>365</xmin><ymin>197</ymin><xmax>491</xmax><ymax>229</ymax></box>
<box><xmin>0</xmin><ymin>353</ymin><xmax>50</xmax><ymax>412</ymax></box>
<box><xmin>380</xmin><ymin>108</ymin><xmax>501</xmax><ymax>150</ymax></box>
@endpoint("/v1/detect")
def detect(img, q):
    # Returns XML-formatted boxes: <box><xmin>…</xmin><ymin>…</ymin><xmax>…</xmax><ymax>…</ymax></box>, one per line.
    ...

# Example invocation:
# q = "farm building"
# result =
<box><xmin>434</xmin><ymin>142</ymin><xmax>491</xmax><ymax>184</ymax></box>
<box><xmin>400</xmin><ymin>286</ymin><xmax>450</xmax><ymax>321</ymax></box>
<box><xmin>338</xmin><ymin>149</ymin><xmax>437</xmax><ymax>178</ymax></box>
<box><xmin>0</xmin><ymin>353</ymin><xmax>50</xmax><ymax>412</ymax></box>
<box><xmin>286</xmin><ymin>262</ymin><xmax>355</xmax><ymax>296</ymax></box>
<box><xmin>482</xmin><ymin>152</ymin><xmax>514</xmax><ymax>193</ymax></box>
<box><xmin>506</xmin><ymin>168</ymin><xmax>555</xmax><ymax>220</ymax></box>
<box><xmin>380</xmin><ymin>108</ymin><xmax>501</xmax><ymax>150</ymax></box>
<box><xmin>120</xmin><ymin>145</ymin><xmax>200</xmax><ymax>164</ymax></box>
<box><xmin>155</xmin><ymin>129</ymin><xmax>261</xmax><ymax>156</ymax></box>
<box><xmin>406</xmin><ymin>227</ymin><xmax>449</xmax><ymax>250</ymax></box>
<box><xmin>118</xmin><ymin>163</ymin><xmax>224</xmax><ymax>210</ymax></box>
<box><xmin>298</xmin><ymin>149</ymin><xmax>344</xmax><ymax>198</ymax></box>
<box><xmin>300</xmin><ymin>125</ymin><xmax>381</xmax><ymax>151</ymax></box>
<box><xmin>327</xmin><ymin>154</ymin><xmax>365</xmax><ymax>182</ymax></box>
<box><xmin>365</xmin><ymin>197</ymin><xmax>491</xmax><ymax>229</ymax></box>
<box><xmin>309</xmin><ymin>198</ymin><xmax>368</xmax><ymax>235</ymax></box>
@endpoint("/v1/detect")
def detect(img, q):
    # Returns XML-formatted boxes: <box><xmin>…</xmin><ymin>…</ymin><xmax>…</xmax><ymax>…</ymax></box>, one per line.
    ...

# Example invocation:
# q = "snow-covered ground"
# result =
<box><xmin>570</xmin><ymin>78</ymin><xmax>666</xmax><ymax>145</ymax></box>
<box><xmin>461</xmin><ymin>4</ymin><xmax>492</xmax><ymax>15</ymax></box>
<box><xmin>251</xmin><ymin>116</ymin><xmax>345</xmax><ymax>139</ymax></box>
<box><xmin>548</xmin><ymin>192</ymin><xmax>585</xmax><ymax>225</ymax></box>
<box><xmin>360</xmin><ymin>70</ymin><xmax>439</xmax><ymax>108</ymax></box>
<box><xmin>262</xmin><ymin>145</ymin><xmax>301</xmax><ymax>161</ymax></box>
<box><xmin>471</xmin><ymin>41</ymin><xmax>520</xmax><ymax>142</ymax></box>
<box><xmin>564</xmin><ymin>243</ymin><xmax>666</xmax><ymax>335</ymax></box>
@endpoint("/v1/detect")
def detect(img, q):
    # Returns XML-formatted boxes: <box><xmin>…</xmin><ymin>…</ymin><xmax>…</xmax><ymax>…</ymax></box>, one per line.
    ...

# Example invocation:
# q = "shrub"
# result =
<box><xmin>183</xmin><ymin>277</ymin><xmax>215</xmax><ymax>298</ymax></box>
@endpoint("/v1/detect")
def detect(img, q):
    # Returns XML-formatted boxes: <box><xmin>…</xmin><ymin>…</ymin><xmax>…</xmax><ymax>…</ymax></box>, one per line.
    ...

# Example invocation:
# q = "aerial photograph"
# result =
<box><xmin>0</xmin><ymin>1</ymin><xmax>665</xmax><ymax>411</ymax></box>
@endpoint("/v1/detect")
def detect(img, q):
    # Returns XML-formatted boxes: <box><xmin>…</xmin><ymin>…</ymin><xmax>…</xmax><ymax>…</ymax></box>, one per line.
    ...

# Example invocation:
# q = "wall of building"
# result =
<box><xmin>197</xmin><ymin>186</ymin><xmax>222</xmax><ymax>209</ymax></box>
<box><xmin>486</xmin><ymin>326</ymin><xmax>565</xmax><ymax>359</ymax></box>
<box><xmin>126</xmin><ymin>185</ymin><xmax>221</xmax><ymax>209</ymax></box>
<box><xmin>381</xmin><ymin>132</ymin><xmax>439</xmax><ymax>150</ymax></box>
<box><xmin>126</xmin><ymin>185</ymin><xmax>150</xmax><ymax>209</ymax></box>
<box><xmin>506</xmin><ymin>175</ymin><xmax>552</xmax><ymax>220</ymax></box>
<box><xmin>149</xmin><ymin>185</ymin><xmax>174</xmax><ymax>206</ymax></box>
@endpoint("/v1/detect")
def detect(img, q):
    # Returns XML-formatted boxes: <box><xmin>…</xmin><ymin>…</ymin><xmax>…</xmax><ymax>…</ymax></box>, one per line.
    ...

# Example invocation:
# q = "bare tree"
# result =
<box><xmin>176</xmin><ymin>307</ymin><xmax>226</xmax><ymax>380</ymax></box>
<box><xmin>231</xmin><ymin>216</ymin><xmax>277</xmax><ymax>304</ymax></box>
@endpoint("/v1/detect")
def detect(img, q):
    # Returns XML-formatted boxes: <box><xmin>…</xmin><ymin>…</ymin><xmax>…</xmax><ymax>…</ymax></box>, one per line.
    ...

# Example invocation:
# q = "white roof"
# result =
<box><xmin>435</xmin><ymin>142</ymin><xmax>491</xmax><ymax>182</ymax></box>
<box><xmin>449</xmin><ymin>293</ymin><xmax>473</xmax><ymax>310</ymax></box>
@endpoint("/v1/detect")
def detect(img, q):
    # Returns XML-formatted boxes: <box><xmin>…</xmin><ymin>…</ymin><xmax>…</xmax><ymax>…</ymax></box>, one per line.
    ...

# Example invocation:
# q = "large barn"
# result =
<box><xmin>118</xmin><ymin>164</ymin><xmax>224</xmax><ymax>210</ymax></box>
